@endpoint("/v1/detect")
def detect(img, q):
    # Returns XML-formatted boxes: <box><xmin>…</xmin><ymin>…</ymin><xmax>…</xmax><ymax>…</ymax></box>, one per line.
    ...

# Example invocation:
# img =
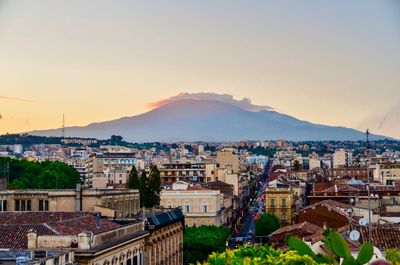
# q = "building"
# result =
<box><xmin>86</xmin><ymin>153</ymin><xmax>137</xmax><ymax>187</ymax></box>
<box><xmin>245</xmin><ymin>155</ymin><xmax>267</xmax><ymax>166</ymax></box>
<box><xmin>309</xmin><ymin>157</ymin><xmax>321</xmax><ymax>170</ymax></box>
<box><xmin>332</xmin><ymin>148</ymin><xmax>352</xmax><ymax>168</ymax></box>
<box><xmin>0</xmin><ymin>209</ymin><xmax>184</xmax><ymax>265</ymax></box>
<box><xmin>330</xmin><ymin>167</ymin><xmax>368</xmax><ymax>180</ymax></box>
<box><xmin>0</xmin><ymin>187</ymin><xmax>140</xmax><ymax>218</ymax></box>
<box><xmin>92</xmin><ymin>168</ymin><xmax>130</xmax><ymax>188</ymax></box>
<box><xmin>293</xmin><ymin>200</ymin><xmax>360</xmax><ymax>230</ymax></box>
<box><xmin>370</xmin><ymin>163</ymin><xmax>400</xmax><ymax>185</ymax></box>
<box><xmin>265</xmin><ymin>185</ymin><xmax>293</xmax><ymax>225</ymax></box>
<box><xmin>159</xmin><ymin>162</ymin><xmax>218</xmax><ymax>184</ymax></box>
<box><xmin>216</xmin><ymin>150</ymin><xmax>239</xmax><ymax>173</ymax></box>
<box><xmin>160</xmin><ymin>181</ymin><xmax>226</xmax><ymax>226</ymax></box>
<box><xmin>0</xmin><ymin>249</ymin><xmax>75</xmax><ymax>265</ymax></box>
<box><xmin>269</xmin><ymin>221</ymin><xmax>324</xmax><ymax>248</ymax></box>
<box><xmin>144</xmin><ymin>209</ymin><xmax>184</xmax><ymax>265</ymax></box>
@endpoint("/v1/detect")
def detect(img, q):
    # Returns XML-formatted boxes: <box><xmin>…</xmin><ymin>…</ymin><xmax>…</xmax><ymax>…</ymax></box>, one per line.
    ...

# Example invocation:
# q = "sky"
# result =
<box><xmin>0</xmin><ymin>0</ymin><xmax>399</xmax><ymax>138</ymax></box>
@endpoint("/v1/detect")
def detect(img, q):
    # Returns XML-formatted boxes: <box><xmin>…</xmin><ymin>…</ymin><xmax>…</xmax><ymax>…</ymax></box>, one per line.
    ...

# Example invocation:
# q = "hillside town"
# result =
<box><xmin>0</xmin><ymin>135</ymin><xmax>399</xmax><ymax>264</ymax></box>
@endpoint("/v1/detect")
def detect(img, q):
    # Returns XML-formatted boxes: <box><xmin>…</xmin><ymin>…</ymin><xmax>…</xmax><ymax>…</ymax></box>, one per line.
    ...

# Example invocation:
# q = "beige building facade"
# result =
<box><xmin>371</xmin><ymin>163</ymin><xmax>400</xmax><ymax>185</ymax></box>
<box><xmin>0</xmin><ymin>187</ymin><xmax>140</xmax><ymax>218</ymax></box>
<box><xmin>160</xmin><ymin>181</ymin><xmax>225</xmax><ymax>226</ymax></box>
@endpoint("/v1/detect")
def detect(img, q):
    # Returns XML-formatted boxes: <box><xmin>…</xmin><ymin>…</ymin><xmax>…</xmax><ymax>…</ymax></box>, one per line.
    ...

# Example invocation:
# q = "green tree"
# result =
<box><xmin>139</xmin><ymin>170</ymin><xmax>149</xmax><ymax>207</ymax></box>
<box><xmin>127</xmin><ymin>165</ymin><xmax>140</xmax><ymax>189</ymax></box>
<box><xmin>148</xmin><ymin>165</ymin><xmax>161</xmax><ymax>207</ymax></box>
<box><xmin>293</xmin><ymin>160</ymin><xmax>301</xmax><ymax>171</ymax></box>
<box><xmin>255</xmin><ymin>213</ymin><xmax>280</xmax><ymax>244</ymax></box>
<box><xmin>184</xmin><ymin>225</ymin><xmax>230</xmax><ymax>265</ymax></box>
<box><xmin>0</xmin><ymin>157</ymin><xmax>81</xmax><ymax>189</ymax></box>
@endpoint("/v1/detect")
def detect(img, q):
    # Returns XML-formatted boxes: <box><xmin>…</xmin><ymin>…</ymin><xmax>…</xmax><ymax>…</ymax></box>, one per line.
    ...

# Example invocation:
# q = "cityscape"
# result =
<box><xmin>1</xmin><ymin>1</ymin><xmax>400</xmax><ymax>265</ymax></box>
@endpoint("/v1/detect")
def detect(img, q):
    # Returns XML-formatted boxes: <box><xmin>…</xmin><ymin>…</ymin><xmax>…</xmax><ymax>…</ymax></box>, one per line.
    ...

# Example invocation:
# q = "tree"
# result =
<box><xmin>255</xmin><ymin>213</ymin><xmax>280</xmax><ymax>244</ymax></box>
<box><xmin>127</xmin><ymin>165</ymin><xmax>140</xmax><ymax>189</ymax></box>
<box><xmin>148</xmin><ymin>165</ymin><xmax>161</xmax><ymax>207</ymax></box>
<box><xmin>139</xmin><ymin>170</ymin><xmax>149</xmax><ymax>207</ymax></box>
<box><xmin>184</xmin><ymin>226</ymin><xmax>230</xmax><ymax>265</ymax></box>
<box><xmin>293</xmin><ymin>160</ymin><xmax>301</xmax><ymax>171</ymax></box>
<box><xmin>1</xmin><ymin>157</ymin><xmax>81</xmax><ymax>189</ymax></box>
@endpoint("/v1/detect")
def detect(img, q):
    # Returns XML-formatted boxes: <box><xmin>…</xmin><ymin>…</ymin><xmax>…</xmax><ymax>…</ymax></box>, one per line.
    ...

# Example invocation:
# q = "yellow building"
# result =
<box><xmin>265</xmin><ymin>186</ymin><xmax>293</xmax><ymax>225</ymax></box>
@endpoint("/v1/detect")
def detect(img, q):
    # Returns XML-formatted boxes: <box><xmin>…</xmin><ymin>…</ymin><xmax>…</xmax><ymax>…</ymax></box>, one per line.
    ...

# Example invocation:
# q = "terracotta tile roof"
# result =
<box><xmin>0</xmin><ymin>212</ymin><xmax>122</xmax><ymax>249</ymax></box>
<box><xmin>322</xmin><ymin>185</ymin><xmax>361</xmax><ymax>193</ymax></box>
<box><xmin>313</xmin><ymin>183</ymin><xmax>333</xmax><ymax>192</ymax></box>
<box><xmin>0</xmin><ymin>224</ymin><xmax>56</xmax><ymax>249</ymax></box>
<box><xmin>269</xmin><ymin>221</ymin><xmax>324</xmax><ymax>247</ymax></box>
<box><xmin>359</xmin><ymin>224</ymin><xmax>400</xmax><ymax>251</ymax></box>
<box><xmin>294</xmin><ymin>200</ymin><xmax>361</xmax><ymax>230</ymax></box>
<box><xmin>0</xmin><ymin>212</ymin><xmax>89</xmax><ymax>224</ymax></box>
<box><xmin>299</xmin><ymin>199</ymin><xmax>355</xmax><ymax>214</ymax></box>
<box><xmin>47</xmin><ymin>215</ymin><xmax>121</xmax><ymax>235</ymax></box>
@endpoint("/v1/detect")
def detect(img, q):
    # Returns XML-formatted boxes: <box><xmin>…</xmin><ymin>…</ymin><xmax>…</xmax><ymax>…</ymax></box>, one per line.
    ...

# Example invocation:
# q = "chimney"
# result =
<box><xmin>96</xmin><ymin>213</ymin><xmax>101</xmax><ymax>228</ymax></box>
<box><xmin>76</xmin><ymin>182</ymin><xmax>82</xmax><ymax>211</ymax></box>
<box><xmin>27</xmin><ymin>230</ymin><xmax>37</xmax><ymax>250</ymax></box>
<box><xmin>78</xmin><ymin>232</ymin><xmax>92</xmax><ymax>250</ymax></box>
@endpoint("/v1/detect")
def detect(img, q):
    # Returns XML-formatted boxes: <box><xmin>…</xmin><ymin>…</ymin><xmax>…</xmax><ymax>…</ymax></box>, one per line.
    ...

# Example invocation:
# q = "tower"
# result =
<box><xmin>62</xmin><ymin>113</ymin><xmax>65</xmax><ymax>139</ymax></box>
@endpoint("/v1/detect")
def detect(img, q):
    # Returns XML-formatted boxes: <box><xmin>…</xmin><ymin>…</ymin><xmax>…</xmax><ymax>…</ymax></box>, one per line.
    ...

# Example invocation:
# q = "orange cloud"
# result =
<box><xmin>0</xmin><ymin>96</ymin><xmax>33</xmax><ymax>102</ymax></box>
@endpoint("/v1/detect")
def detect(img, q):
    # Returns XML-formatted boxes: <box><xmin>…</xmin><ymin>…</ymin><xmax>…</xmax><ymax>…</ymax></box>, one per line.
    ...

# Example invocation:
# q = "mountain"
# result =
<box><xmin>29</xmin><ymin>96</ymin><xmax>391</xmax><ymax>142</ymax></box>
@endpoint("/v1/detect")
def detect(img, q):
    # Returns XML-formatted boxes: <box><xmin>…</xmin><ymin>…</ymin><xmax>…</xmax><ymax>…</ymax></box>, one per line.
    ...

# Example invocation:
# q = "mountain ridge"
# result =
<box><xmin>28</xmin><ymin>98</ymin><xmax>392</xmax><ymax>142</ymax></box>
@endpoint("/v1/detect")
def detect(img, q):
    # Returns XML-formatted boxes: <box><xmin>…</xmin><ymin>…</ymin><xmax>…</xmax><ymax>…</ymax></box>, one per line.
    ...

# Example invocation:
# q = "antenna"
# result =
<box><xmin>365</xmin><ymin>128</ymin><xmax>372</xmax><ymax>242</ymax></box>
<box><xmin>62</xmin><ymin>113</ymin><xmax>65</xmax><ymax>139</ymax></box>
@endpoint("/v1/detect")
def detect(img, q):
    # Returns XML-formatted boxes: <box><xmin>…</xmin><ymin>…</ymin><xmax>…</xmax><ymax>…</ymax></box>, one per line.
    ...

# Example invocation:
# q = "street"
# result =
<box><xmin>231</xmin><ymin>179</ymin><xmax>268</xmax><ymax>247</ymax></box>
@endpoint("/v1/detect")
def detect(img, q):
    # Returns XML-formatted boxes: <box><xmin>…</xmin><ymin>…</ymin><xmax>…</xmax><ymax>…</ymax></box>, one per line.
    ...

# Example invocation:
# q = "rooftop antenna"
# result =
<box><xmin>366</xmin><ymin>129</ymin><xmax>370</xmax><ymax>150</ymax></box>
<box><xmin>365</xmin><ymin>128</ymin><xmax>372</xmax><ymax>242</ymax></box>
<box><xmin>62</xmin><ymin>113</ymin><xmax>65</xmax><ymax>139</ymax></box>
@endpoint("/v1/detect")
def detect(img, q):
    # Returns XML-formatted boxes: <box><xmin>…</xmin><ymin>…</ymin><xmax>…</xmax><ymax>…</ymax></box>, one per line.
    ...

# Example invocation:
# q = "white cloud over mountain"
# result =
<box><xmin>147</xmin><ymin>92</ymin><xmax>274</xmax><ymax>112</ymax></box>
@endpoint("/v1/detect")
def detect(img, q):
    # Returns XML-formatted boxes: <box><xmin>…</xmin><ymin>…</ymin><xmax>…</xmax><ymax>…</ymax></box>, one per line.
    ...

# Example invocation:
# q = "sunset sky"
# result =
<box><xmin>1</xmin><ymin>1</ymin><xmax>399</xmax><ymax>138</ymax></box>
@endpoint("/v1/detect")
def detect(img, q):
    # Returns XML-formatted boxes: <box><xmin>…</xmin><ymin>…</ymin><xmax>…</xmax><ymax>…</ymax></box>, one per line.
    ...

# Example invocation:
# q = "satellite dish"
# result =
<box><xmin>359</xmin><ymin>218</ymin><xmax>367</xmax><ymax>226</ymax></box>
<box><xmin>349</xmin><ymin>230</ymin><xmax>360</xmax><ymax>241</ymax></box>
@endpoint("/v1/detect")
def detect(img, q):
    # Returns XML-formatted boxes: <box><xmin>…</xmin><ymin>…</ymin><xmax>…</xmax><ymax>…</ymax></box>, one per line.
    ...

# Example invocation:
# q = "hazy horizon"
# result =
<box><xmin>1</xmin><ymin>1</ymin><xmax>399</xmax><ymax>138</ymax></box>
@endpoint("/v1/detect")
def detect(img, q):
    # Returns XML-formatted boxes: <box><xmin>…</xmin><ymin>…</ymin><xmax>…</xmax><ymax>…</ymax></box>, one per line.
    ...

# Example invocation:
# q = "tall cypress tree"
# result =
<box><xmin>139</xmin><ymin>170</ymin><xmax>148</xmax><ymax>207</ymax></box>
<box><xmin>148</xmin><ymin>165</ymin><xmax>161</xmax><ymax>207</ymax></box>
<box><xmin>127</xmin><ymin>165</ymin><xmax>140</xmax><ymax>189</ymax></box>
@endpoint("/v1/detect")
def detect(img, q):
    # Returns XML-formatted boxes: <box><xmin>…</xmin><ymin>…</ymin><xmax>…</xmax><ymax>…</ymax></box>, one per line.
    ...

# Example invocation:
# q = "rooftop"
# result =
<box><xmin>0</xmin><ymin>212</ymin><xmax>122</xmax><ymax>249</ymax></box>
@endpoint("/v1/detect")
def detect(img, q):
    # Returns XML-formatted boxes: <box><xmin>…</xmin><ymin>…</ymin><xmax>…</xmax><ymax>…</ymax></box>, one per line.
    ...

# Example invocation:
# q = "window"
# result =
<box><xmin>281</xmin><ymin>198</ymin><xmax>286</xmax><ymax>207</ymax></box>
<box><xmin>270</xmin><ymin>198</ymin><xmax>275</xmax><ymax>207</ymax></box>
<box><xmin>281</xmin><ymin>212</ymin><xmax>287</xmax><ymax>222</ymax></box>
<box><xmin>133</xmin><ymin>256</ymin><xmax>138</xmax><ymax>265</ymax></box>
<box><xmin>185</xmin><ymin>205</ymin><xmax>190</xmax><ymax>212</ymax></box>
<box><xmin>39</xmin><ymin>200</ymin><xmax>49</xmax><ymax>211</ymax></box>
<box><xmin>202</xmin><ymin>201</ymin><xmax>208</xmax><ymax>213</ymax></box>
<box><xmin>0</xmin><ymin>200</ymin><xmax>7</xmax><ymax>211</ymax></box>
<box><xmin>15</xmin><ymin>199</ymin><xmax>32</xmax><ymax>211</ymax></box>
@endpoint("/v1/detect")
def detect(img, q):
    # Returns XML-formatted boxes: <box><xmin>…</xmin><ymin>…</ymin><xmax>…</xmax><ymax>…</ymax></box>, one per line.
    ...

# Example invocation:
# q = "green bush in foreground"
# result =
<box><xmin>386</xmin><ymin>248</ymin><xmax>400</xmax><ymax>265</ymax></box>
<box><xmin>203</xmin><ymin>245</ymin><xmax>319</xmax><ymax>265</ymax></box>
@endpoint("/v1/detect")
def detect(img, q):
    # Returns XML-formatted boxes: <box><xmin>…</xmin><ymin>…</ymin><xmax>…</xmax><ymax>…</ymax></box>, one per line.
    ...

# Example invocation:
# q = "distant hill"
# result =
<box><xmin>28</xmin><ymin>96</ymin><xmax>391</xmax><ymax>142</ymax></box>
